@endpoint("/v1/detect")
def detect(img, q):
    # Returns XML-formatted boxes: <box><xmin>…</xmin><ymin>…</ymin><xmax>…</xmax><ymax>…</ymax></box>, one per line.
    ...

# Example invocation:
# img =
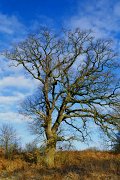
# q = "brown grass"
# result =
<box><xmin>0</xmin><ymin>149</ymin><xmax>120</xmax><ymax>180</ymax></box>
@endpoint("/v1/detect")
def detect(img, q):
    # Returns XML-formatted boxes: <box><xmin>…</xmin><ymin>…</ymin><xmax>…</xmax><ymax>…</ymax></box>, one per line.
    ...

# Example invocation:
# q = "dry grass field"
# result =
<box><xmin>0</xmin><ymin>148</ymin><xmax>120</xmax><ymax>180</ymax></box>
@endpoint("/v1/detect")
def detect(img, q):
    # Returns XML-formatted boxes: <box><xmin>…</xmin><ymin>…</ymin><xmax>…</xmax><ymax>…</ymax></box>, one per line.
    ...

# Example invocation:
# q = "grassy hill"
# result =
<box><xmin>0</xmin><ymin>149</ymin><xmax>120</xmax><ymax>179</ymax></box>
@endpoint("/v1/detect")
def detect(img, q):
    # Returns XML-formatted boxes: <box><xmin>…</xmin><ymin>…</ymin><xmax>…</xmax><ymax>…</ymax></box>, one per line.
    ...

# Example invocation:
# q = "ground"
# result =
<box><xmin>0</xmin><ymin>149</ymin><xmax>120</xmax><ymax>180</ymax></box>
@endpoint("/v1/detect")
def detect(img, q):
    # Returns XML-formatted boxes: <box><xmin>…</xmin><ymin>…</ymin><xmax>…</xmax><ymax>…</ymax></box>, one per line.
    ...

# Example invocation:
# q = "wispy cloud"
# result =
<box><xmin>0</xmin><ymin>76</ymin><xmax>39</xmax><ymax>89</ymax></box>
<box><xmin>0</xmin><ymin>92</ymin><xmax>26</xmax><ymax>105</ymax></box>
<box><xmin>0</xmin><ymin>13</ymin><xmax>25</xmax><ymax>35</ymax></box>
<box><xmin>0</xmin><ymin>112</ymin><xmax>28</xmax><ymax>123</ymax></box>
<box><xmin>0</xmin><ymin>59</ymin><xmax>40</xmax><ymax>124</ymax></box>
<box><xmin>68</xmin><ymin>0</ymin><xmax>120</xmax><ymax>38</ymax></box>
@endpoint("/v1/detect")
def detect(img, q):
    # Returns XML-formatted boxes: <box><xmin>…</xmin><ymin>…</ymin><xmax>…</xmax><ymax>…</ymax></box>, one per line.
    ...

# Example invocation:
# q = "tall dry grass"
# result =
<box><xmin>0</xmin><ymin>148</ymin><xmax>120</xmax><ymax>179</ymax></box>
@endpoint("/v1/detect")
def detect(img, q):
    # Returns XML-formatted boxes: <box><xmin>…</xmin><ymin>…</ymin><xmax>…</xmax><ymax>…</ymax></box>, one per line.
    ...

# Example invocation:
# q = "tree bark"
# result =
<box><xmin>44</xmin><ymin>136</ymin><xmax>56</xmax><ymax>168</ymax></box>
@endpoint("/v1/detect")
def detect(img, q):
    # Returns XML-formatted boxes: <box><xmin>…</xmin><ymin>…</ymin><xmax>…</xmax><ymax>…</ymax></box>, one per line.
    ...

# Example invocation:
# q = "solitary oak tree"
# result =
<box><xmin>5</xmin><ymin>28</ymin><xmax>120</xmax><ymax>167</ymax></box>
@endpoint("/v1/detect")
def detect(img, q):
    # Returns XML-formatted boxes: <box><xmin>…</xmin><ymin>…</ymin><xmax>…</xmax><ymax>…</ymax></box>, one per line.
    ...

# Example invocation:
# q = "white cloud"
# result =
<box><xmin>0</xmin><ymin>76</ymin><xmax>35</xmax><ymax>88</ymax></box>
<box><xmin>0</xmin><ymin>75</ymin><xmax>40</xmax><ymax>123</ymax></box>
<box><xmin>68</xmin><ymin>0</ymin><xmax>120</xmax><ymax>38</ymax></box>
<box><xmin>0</xmin><ymin>93</ymin><xmax>25</xmax><ymax>105</ymax></box>
<box><xmin>0</xmin><ymin>75</ymin><xmax>40</xmax><ymax>114</ymax></box>
<box><xmin>0</xmin><ymin>13</ymin><xmax>25</xmax><ymax>35</ymax></box>
<box><xmin>0</xmin><ymin>112</ymin><xmax>28</xmax><ymax>123</ymax></box>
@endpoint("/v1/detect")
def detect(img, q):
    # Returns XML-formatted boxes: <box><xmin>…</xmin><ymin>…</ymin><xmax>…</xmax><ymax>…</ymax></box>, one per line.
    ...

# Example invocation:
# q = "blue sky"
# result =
<box><xmin>0</xmin><ymin>0</ymin><xmax>120</xmax><ymax>149</ymax></box>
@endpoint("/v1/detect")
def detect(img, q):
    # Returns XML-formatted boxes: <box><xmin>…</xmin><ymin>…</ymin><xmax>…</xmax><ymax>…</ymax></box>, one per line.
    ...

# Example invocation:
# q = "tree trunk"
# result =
<box><xmin>44</xmin><ymin>137</ymin><xmax>56</xmax><ymax>168</ymax></box>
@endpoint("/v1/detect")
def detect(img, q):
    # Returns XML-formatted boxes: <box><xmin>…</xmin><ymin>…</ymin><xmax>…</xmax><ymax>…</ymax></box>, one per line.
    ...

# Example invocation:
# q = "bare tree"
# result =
<box><xmin>4</xmin><ymin>28</ymin><xmax>120</xmax><ymax>167</ymax></box>
<box><xmin>0</xmin><ymin>124</ymin><xmax>20</xmax><ymax>159</ymax></box>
